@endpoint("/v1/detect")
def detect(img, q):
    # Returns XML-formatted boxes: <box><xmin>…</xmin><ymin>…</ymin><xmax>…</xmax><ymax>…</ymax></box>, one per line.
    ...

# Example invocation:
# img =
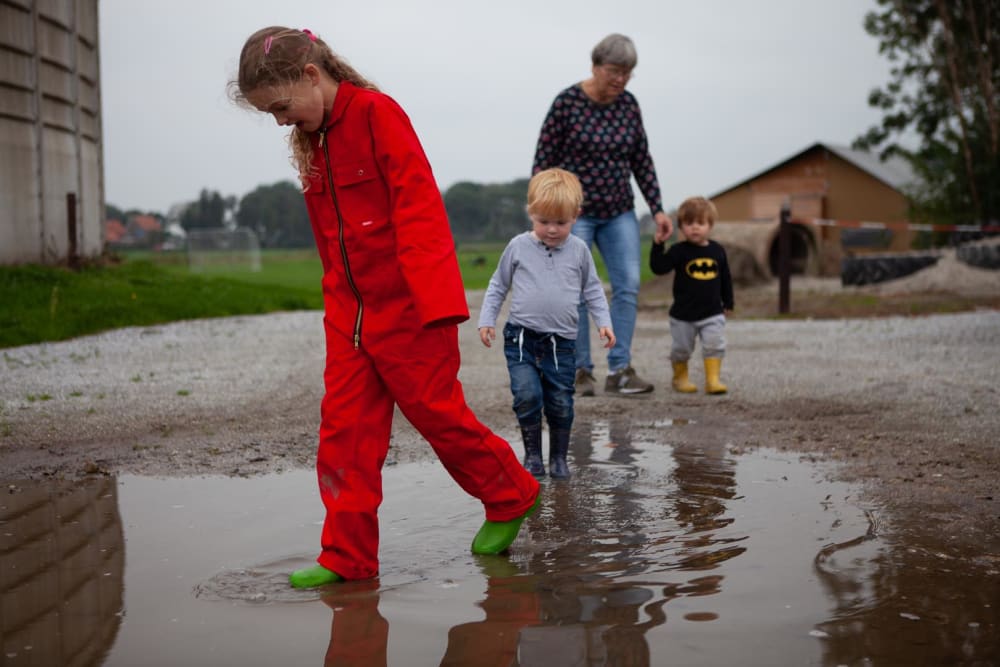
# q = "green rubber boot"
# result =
<box><xmin>289</xmin><ymin>564</ymin><xmax>342</xmax><ymax>589</ymax></box>
<box><xmin>471</xmin><ymin>494</ymin><xmax>541</xmax><ymax>555</ymax></box>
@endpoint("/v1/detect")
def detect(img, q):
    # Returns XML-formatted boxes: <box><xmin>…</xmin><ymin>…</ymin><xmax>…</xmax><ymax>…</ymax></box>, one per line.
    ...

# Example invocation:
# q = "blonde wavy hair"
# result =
<box><xmin>229</xmin><ymin>26</ymin><xmax>378</xmax><ymax>183</ymax></box>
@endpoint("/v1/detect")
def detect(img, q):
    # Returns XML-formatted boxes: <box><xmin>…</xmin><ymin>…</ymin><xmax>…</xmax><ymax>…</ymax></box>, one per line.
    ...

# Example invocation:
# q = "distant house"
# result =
<box><xmin>104</xmin><ymin>219</ymin><xmax>127</xmax><ymax>244</ymax></box>
<box><xmin>708</xmin><ymin>142</ymin><xmax>916</xmax><ymax>276</ymax></box>
<box><xmin>129</xmin><ymin>215</ymin><xmax>162</xmax><ymax>244</ymax></box>
<box><xmin>104</xmin><ymin>214</ymin><xmax>164</xmax><ymax>248</ymax></box>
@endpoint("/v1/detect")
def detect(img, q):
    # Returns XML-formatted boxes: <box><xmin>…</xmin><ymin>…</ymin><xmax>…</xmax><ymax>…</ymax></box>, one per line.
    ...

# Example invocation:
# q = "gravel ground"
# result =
<box><xmin>1</xmin><ymin>283</ymin><xmax>998</xmax><ymax>555</ymax></box>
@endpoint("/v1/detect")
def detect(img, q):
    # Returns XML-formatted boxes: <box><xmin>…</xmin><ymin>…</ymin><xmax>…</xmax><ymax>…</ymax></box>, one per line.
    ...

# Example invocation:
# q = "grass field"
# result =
<box><xmin>0</xmin><ymin>240</ymin><xmax>658</xmax><ymax>349</ymax></box>
<box><xmin>0</xmin><ymin>254</ymin><xmax>321</xmax><ymax>348</ymax></box>
<box><xmin>118</xmin><ymin>238</ymin><xmax>657</xmax><ymax>290</ymax></box>
<box><xmin>5</xmin><ymin>242</ymin><xmax>994</xmax><ymax>349</ymax></box>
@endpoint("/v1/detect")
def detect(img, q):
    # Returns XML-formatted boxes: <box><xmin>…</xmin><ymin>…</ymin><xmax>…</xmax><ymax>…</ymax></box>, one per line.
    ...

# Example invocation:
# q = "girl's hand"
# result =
<box><xmin>598</xmin><ymin>326</ymin><xmax>616</xmax><ymax>349</ymax></box>
<box><xmin>479</xmin><ymin>327</ymin><xmax>496</xmax><ymax>347</ymax></box>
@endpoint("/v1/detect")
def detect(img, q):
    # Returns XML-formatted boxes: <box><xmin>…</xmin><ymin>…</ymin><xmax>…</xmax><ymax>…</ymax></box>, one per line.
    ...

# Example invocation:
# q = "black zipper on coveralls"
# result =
<box><xmin>319</xmin><ymin>129</ymin><xmax>364</xmax><ymax>349</ymax></box>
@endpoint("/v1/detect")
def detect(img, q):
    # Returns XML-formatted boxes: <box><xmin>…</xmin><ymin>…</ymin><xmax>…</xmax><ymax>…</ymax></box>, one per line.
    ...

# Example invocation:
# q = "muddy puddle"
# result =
<box><xmin>2</xmin><ymin>419</ymin><xmax>997</xmax><ymax>665</ymax></box>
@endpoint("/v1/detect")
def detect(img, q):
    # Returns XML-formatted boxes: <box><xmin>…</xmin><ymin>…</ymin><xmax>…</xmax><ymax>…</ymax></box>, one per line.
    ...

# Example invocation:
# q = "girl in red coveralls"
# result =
<box><xmin>232</xmin><ymin>26</ymin><xmax>541</xmax><ymax>588</ymax></box>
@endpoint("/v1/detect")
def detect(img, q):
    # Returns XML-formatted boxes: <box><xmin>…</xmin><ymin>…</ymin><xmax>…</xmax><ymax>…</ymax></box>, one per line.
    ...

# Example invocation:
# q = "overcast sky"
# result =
<box><xmin>99</xmin><ymin>0</ymin><xmax>892</xmax><ymax>217</ymax></box>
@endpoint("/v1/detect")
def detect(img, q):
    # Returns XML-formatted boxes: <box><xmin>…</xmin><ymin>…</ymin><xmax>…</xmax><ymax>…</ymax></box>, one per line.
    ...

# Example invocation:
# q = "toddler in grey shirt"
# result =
<box><xmin>479</xmin><ymin>168</ymin><xmax>615</xmax><ymax>479</ymax></box>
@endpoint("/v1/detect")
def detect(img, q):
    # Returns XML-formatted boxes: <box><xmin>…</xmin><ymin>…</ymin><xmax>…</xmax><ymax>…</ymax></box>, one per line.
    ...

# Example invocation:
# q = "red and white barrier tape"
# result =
<box><xmin>790</xmin><ymin>217</ymin><xmax>1000</xmax><ymax>233</ymax></box>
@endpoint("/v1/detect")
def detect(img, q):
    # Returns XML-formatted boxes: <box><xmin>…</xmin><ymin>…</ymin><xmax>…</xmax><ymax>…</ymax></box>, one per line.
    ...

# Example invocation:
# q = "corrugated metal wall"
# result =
<box><xmin>0</xmin><ymin>0</ymin><xmax>103</xmax><ymax>265</ymax></box>
<box><xmin>0</xmin><ymin>477</ymin><xmax>125</xmax><ymax>664</ymax></box>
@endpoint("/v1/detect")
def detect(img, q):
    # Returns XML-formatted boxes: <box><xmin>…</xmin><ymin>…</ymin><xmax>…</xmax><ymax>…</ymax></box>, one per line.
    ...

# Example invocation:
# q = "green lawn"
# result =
<box><xmin>1</xmin><ymin>240</ymin><xmax>657</xmax><ymax>349</ymax></box>
<box><xmin>153</xmin><ymin>248</ymin><xmax>327</xmax><ymax>294</ymax></box>
<box><xmin>0</xmin><ymin>254</ymin><xmax>321</xmax><ymax>348</ymax></box>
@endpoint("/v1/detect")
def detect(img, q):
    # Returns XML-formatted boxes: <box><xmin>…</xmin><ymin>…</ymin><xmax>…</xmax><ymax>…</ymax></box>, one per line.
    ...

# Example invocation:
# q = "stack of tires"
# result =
<box><xmin>957</xmin><ymin>242</ymin><xmax>1000</xmax><ymax>269</ymax></box>
<box><xmin>840</xmin><ymin>253</ymin><xmax>941</xmax><ymax>286</ymax></box>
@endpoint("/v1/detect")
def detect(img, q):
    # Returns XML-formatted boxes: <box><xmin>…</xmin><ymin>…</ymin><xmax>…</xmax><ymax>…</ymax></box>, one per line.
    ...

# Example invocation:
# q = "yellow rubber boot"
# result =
<box><xmin>671</xmin><ymin>361</ymin><xmax>697</xmax><ymax>393</ymax></box>
<box><xmin>704</xmin><ymin>358</ymin><xmax>728</xmax><ymax>394</ymax></box>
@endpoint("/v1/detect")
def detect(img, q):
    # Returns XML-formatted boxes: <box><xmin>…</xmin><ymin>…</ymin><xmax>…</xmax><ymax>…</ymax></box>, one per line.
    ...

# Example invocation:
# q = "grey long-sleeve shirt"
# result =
<box><xmin>478</xmin><ymin>232</ymin><xmax>611</xmax><ymax>339</ymax></box>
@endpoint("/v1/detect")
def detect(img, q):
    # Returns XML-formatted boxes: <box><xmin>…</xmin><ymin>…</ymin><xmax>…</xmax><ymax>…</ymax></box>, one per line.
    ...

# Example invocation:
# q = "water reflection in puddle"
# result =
<box><xmin>1</xmin><ymin>419</ymin><xmax>996</xmax><ymax>665</ymax></box>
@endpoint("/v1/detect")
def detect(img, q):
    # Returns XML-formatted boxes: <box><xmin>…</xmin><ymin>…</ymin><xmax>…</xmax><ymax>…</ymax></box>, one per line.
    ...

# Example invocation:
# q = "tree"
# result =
<box><xmin>180</xmin><ymin>189</ymin><xmax>228</xmax><ymax>230</ymax></box>
<box><xmin>855</xmin><ymin>0</ymin><xmax>1000</xmax><ymax>227</ymax></box>
<box><xmin>235</xmin><ymin>181</ymin><xmax>313</xmax><ymax>248</ymax></box>
<box><xmin>444</xmin><ymin>178</ymin><xmax>530</xmax><ymax>241</ymax></box>
<box><xmin>105</xmin><ymin>202</ymin><xmax>125</xmax><ymax>222</ymax></box>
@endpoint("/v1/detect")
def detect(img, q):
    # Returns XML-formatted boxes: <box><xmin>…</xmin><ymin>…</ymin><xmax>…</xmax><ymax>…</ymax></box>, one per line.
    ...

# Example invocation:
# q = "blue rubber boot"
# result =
<box><xmin>471</xmin><ymin>494</ymin><xmax>541</xmax><ymax>555</ymax></box>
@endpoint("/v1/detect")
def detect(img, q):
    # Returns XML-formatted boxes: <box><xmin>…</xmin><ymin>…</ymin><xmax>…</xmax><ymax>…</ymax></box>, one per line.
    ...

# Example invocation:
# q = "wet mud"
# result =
<box><xmin>2</xmin><ymin>419</ymin><xmax>996</xmax><ymax>665</ymax></box>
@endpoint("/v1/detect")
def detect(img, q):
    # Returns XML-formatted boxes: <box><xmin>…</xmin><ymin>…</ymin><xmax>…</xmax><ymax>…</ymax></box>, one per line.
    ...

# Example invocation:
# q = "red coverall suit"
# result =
<box><xmin>303</xmin><ymin>81</ymin><xmax>540</xmax><ymax>580</ymax></box>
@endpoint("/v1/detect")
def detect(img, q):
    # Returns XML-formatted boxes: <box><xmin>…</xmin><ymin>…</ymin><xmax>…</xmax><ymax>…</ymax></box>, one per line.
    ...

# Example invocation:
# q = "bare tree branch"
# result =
<box><xmin>931</xmin><ymin>0</ymin><xmax>982</xmax><ymax>217</ymax></box>
<box><xmin>965</xmin><ymin>0</ymin><xmax>999</xmax><ymax>156</ymax></box>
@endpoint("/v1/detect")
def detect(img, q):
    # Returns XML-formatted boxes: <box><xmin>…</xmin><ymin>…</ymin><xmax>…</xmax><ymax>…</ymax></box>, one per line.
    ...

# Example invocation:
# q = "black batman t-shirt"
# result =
<box><xmin>649</xmin><ymin>240</ymin><xmax>734</xmax><ymax>321</ymax></box>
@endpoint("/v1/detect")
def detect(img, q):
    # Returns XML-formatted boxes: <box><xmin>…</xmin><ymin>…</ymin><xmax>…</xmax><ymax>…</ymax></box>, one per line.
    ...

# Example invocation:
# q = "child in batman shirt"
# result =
<box><xmin>649</xmin><ymin>196</ymin><xmax>733</xmax><ymax>394</ymax></box>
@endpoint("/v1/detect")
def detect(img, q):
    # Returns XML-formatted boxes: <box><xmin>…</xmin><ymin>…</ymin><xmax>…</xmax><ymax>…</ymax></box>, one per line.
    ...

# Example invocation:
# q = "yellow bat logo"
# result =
<box><xmin>685</xmin><ymin>258</ymin><xmax>719</xmax><ymax>280</ymax></box>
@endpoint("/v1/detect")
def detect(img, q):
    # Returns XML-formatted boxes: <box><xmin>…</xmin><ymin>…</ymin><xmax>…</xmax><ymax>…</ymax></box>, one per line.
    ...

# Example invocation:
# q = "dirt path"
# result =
<box><xmin>1</xmin><ymin>270</ymin><xmax>998</xmax><ymax>557</ymax></box>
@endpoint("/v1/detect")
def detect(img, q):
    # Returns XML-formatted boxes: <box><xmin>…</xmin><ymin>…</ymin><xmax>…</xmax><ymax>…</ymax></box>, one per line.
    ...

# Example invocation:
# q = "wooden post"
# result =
<box><xmin>66</xmin><ymin>192</ymin><xmax>79</xmax><ymax>269</ymax></box>
<box><xmin>778</xmin><ymin>203</ymin><xmax>790</xmax><ymax>314</ymax></box>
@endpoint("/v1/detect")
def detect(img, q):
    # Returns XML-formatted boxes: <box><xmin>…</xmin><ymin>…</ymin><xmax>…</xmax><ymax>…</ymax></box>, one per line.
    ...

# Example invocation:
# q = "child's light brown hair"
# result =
<box><xmin>526</xmin><ymin>168</ymin><xmax>583</xmax><ymax>220</ymax></box>
<box><xmin>229</xmin><ymin>26</ymin><xmax>377</xmax><ymax>183</ymax></box>
<box><xmin>677</xmin><ymin>196</ymin><xmax>718</xmax><ymax>226</ymax></box>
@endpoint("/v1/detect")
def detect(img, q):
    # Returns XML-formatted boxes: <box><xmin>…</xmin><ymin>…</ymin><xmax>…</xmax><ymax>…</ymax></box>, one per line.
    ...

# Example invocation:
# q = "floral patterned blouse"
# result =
<box><xmin>532</xmin><ymin>84</ymin><xmax>664</xmax><ymax>220</ymax></box>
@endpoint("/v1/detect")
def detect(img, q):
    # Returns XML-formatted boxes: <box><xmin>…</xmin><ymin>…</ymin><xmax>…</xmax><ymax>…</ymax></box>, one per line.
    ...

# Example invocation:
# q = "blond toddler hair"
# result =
<box><xmin>527</xmin><ymin>168</ymin><xmax>583</xmax><ymax>220</ymax></box>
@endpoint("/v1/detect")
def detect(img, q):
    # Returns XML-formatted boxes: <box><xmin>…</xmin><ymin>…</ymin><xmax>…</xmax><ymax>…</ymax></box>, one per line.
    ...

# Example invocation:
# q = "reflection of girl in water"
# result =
<box><xmin>322</xmin><ymin>583</ymin><xmax>387</xmax><ymax>666</ymax></box>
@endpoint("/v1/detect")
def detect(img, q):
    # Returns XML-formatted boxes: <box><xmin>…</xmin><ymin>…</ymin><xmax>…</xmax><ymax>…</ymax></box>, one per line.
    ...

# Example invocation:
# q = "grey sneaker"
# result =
<box><xmin>605</xmin><ymin>366</ymin><xmax>654</xmax><ymax>394</ymax></box>
<box><xmin>575</xmin><ymin>368</ymin><xmax>596</xmax><ymax>397</ymax></box>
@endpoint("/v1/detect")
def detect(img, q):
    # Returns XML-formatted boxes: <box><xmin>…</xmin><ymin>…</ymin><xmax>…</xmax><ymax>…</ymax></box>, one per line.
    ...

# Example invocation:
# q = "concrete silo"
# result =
<box><xmin>0</xmin><ymin>0</ymin><xmax>103</xmax><ymax>265</ymax></box>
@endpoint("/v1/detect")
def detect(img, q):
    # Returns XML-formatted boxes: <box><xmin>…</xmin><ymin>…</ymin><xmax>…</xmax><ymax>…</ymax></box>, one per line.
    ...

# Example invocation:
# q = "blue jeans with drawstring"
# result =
<box><xmin>502</xmin><ymin>322</ymin><xmax>576</xmax><ymax>431</ymax></box>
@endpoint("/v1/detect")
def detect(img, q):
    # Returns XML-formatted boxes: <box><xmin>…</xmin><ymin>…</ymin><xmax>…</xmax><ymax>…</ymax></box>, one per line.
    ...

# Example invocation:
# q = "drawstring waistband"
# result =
<box><xmin>513</xmin><ymin>325</ymin><xmax>559</xmax><ymax>369</ymax></box>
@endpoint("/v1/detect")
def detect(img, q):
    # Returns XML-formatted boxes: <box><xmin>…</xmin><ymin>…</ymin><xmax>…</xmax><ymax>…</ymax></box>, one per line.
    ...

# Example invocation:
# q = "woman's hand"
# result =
<box><xmin>653</xmin><ymin>211</ymin><xmax>674</xmax><ymax>243</ymax></box>
<box><xmin>479</xmin><ymin>327</ymin><xmax>496</xmax><ymax>347</ymax></box>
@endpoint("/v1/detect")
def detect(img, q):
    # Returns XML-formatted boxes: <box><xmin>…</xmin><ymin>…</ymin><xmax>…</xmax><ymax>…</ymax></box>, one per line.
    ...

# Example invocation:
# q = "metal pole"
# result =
<box><xmin>778</xmin><ymin>203</ymin><xmax>790</xmax><ymax>314</ymax></box>
<box><xmin>67</xmin><ymin>192</ymin><xmax>79</xmax><ymax>269</ymax></box>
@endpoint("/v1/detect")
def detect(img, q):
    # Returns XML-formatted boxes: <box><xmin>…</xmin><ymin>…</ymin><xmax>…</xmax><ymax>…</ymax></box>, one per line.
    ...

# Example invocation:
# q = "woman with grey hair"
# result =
<box><xmin>533</xmin><ymin>33</ymin><xmax>673</xmax><ymax>397</ymax></box>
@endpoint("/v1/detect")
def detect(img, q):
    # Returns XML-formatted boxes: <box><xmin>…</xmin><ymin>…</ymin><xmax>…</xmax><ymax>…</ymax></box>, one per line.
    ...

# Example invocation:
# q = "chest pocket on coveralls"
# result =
<box><xmin>333</xmin><ymin>159</ymin><xmax>391</xmax><ymax>246</ymax></box>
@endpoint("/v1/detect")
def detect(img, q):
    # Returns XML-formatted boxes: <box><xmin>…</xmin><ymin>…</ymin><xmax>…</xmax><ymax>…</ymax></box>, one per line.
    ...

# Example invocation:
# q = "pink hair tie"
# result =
<box><xmin>301</xmin><ymin>28</ymin><xmax>317</xmax><ymax>42</ymax></box>
<box><xmin>263</xmin><ymin>35</ymin><xmax>274</xmax><ymax>55</ymax></box>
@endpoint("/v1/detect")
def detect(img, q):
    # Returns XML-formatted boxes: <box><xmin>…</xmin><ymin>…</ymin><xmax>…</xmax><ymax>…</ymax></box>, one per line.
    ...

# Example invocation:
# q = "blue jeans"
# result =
<box><xmin>571</xmin><ymin>210</ymin><xmax>640</xmax><ymax>373</ymax></box>
<box><xmin>502</xmin><ymin>323</ymin><xmax>576</xmax><ymax>431</ymax></box>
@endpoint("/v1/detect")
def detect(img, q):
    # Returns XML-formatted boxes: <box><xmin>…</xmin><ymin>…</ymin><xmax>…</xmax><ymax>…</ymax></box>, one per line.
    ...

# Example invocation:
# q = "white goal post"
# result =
<box><xmin>185</xmin><ymin>227</ymin><xmax>262</xmax><ymax>273</ymax></box>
